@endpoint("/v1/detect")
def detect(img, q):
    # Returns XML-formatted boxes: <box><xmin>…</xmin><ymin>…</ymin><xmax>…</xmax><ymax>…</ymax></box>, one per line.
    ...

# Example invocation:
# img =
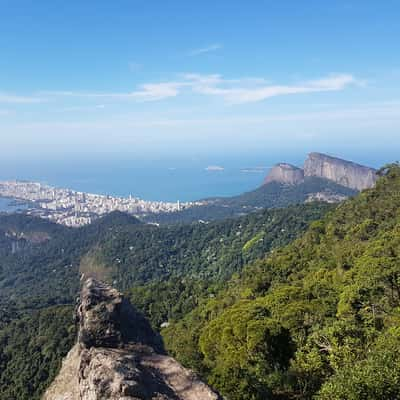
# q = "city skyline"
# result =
<box><xmin>0</xmin><ymin>179</ymin><xmax>194</xmax><ymax>226</ymax></box>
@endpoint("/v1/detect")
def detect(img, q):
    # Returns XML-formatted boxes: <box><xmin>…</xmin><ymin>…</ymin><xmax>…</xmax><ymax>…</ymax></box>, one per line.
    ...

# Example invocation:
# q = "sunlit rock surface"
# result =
<box><xmin>43</xmin><ymin>278</ymin><xmax>220</xmax><ymax>400</ymax></box>
<box><xmin>303</xmin><ymin>152</ymin><xmax>377</xmax><ymax>191</ymax></box>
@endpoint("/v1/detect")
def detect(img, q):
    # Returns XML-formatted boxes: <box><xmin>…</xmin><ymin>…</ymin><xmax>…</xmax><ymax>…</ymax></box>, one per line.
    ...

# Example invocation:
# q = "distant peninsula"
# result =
<box><xmin>0</xmin><ymin>181</ymin><xmax>201</xmax><ymax>227</ymax></box>
<box><xmin>0</xmin><ymin>153</ymin><xmax>378</xmax><ymax>227</ymax></box>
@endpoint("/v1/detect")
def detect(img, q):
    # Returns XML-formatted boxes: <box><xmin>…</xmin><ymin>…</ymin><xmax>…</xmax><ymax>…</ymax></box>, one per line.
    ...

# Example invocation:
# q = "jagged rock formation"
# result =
<box><xmin>303</xmin><ymin>152</ymin><xmax>377</xmax><ymax>191</ymax></box>
<box><xmin>43</xmin><ymin>278</ymin><xmax>220</xmax><ymax>400</ymax></box>
<box><xmin>263</xmin><ymin>163</ymin><xmax>304</xmax><ymax>185</ymax></box>
<box><xmin>263</xmin><ymin>152</ymin><xmax>377</xmax><ymax>191</ymax></box>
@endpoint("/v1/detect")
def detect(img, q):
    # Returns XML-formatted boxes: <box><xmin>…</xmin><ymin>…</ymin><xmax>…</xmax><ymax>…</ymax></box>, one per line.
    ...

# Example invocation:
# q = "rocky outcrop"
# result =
<box><xmin>263</xmin><ymin>163</ymin><xmax>304</xmax><ymax>185</ymax></box>
<box><xmin>303</xmin><ymin>152</ymin><xmax>377</xmax><ymax>191</ymax></box>
<box><xmin>43</xmin><ymin>278</ymin><xmax>220</xmax><ymax>400</ymax></box>
<box><xmin>263</xmin><ymin>153</ymin><xmax>377</xmax><ymax>191</ymax></box>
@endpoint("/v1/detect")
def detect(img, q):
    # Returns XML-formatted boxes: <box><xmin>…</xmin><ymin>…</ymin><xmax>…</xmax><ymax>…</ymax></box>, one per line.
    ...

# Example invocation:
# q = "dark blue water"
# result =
<box><xmin>0</xmin><ymin>198</ymin><xmax>29</xmax><ymax>213</ymax></box>
<box><xmin>0</xmin><ymin>158</ymin><xmax>273</xmax><ymax>202</ymax></box>
<box><xmin>0</xmin><ymin>151</ymin><xmax>390</xmax><ymax>202</ymax></box>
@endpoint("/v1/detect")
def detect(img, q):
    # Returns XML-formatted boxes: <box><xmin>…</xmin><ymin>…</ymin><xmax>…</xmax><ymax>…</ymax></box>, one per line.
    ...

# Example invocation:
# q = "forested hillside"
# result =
<box><xmin>0</xmin><ymin>202</ymin><xmax>329</xmax><ymax>399</ymax></box>
<box><xmin>0</xmin><ymin>203</ymin><xmax>330</xmax><ymax>313</ymax></box>
<box><xmin>146</xmin><ymin>177</ymin><xmax>356</xmax><ymax>224</ymax></box>
<box><xmin>0</xmin><ymin>306</ymin><xmax>76</xmax><ymax>400</ymax></box>
<box><xmin>95</xmin><ymin>204</ymin><xmax>331</xmax><ymax>287</ymax></box>
<box><xmin>0</xmin><ymin>212</ymin><xmax>142</xmax><ymax>312</ymax></box>
<box><xmin>162</xmin><ymin>165</ymin><xmax>400</xmax><ymax>399</ymax></box>
<box><xmin>1</xmin><ymin>162</ymin><xmax>399</xmax><ymax>399</ymax></box>
<box><xmin>2</xmin><ymin>165</ymin><xmax>397</xmax><ymax>400</ymax></box>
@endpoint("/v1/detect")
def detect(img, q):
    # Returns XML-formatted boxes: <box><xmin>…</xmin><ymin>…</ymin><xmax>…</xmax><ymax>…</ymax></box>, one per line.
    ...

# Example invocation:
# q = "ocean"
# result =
<box><xmin>0</xmin><ymin>157</ymin><xmax>275</xmax><ymax>202</ymax></box>
<box><xmin>0</xmin><ymin>152</ymin><xmax>387</xmax><ymax>202</ymax></box>
<box><xmin>0</xmin><ymin>198</ymin><xmax>29</xmax><ymax>213</ymax></box>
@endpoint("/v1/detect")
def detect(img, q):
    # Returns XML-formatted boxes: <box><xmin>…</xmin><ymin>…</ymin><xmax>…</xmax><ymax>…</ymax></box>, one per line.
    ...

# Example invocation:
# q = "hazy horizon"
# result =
<box><xmin>0</xmin><ymin>148</ymin><xmax>395</xmax><ymax>202</ymax></box>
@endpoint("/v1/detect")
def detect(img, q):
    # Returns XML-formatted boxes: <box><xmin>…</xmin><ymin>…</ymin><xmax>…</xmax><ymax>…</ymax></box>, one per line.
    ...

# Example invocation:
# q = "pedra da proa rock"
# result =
<box><xmin>43</xmin><ymin>278</ymin><xmax>220</xmax><ymax>400</ymax></box>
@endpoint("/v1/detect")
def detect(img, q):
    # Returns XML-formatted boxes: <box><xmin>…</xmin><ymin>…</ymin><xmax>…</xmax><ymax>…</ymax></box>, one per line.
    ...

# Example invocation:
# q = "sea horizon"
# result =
<box><xmin>0</xmin><ymin>150</ymin><xmax>391</xmax><ymax>203</ymax></box>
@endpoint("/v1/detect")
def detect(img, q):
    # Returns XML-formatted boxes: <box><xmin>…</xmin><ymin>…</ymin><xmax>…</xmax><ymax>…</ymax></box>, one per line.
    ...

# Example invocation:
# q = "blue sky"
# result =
<box><xmin>1</xmin><ymin>0</ymin><xmax>400</xmax><ymax>163</ymax></box>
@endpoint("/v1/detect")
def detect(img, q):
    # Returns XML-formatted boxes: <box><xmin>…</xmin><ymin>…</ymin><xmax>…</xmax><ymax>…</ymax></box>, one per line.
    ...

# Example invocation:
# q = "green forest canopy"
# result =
<box><xmin>162</xmin><ymin>165</ymin><xmax>400</xmax><ymax>399</ymax></box>
<box><xmin>2</xmin><ymin>165</ymin><xmax>400</xmax><ymax>399</ymax></box>
<box><xmin>0</xmin><ymin>202</ymin><xmax>330</xmax><ymax>399</ymax></box>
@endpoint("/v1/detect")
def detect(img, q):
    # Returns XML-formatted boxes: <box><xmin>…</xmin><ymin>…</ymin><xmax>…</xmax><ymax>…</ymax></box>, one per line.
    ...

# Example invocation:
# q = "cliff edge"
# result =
<box><xmin>303</xmin><ymin>152</ymin><xmax>377</xmax><ymax>191</ymax></box>
<box><xmin>43</xmin><ymin>278</ymin><xmax>220</xmax><ymax>400</ymax></box>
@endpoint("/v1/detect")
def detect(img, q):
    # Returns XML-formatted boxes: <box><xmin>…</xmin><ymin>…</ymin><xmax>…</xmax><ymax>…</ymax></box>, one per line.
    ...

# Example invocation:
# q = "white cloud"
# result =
<box><xmin>129</xmin><ymin>82</ymin><xmax>186</xmax><ymax>101</ymax></box>
<box><xmin>43</xmin><ymin>81</ymin><xmax>186</xmax><ymax>102</ymax></box>
<box><xmin>189</xmin><ymin>43</ymin><xmax>222</xmax><ymax>56</ymax></box>
<box><xmin>182</xmin><ymin>73</ymin><xmax>357</xmax><ymax>104</ymax></box>
<box><xmin>2</xmin><ymin>72</ymin><xmax>358</xmax><ymax>108</ymax></box>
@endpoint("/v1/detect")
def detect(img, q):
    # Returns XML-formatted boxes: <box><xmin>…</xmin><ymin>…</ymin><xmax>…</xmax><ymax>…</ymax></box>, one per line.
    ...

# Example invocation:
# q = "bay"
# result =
<box><xmin>0</xmin><ymin>151</ymin><xmax>385</xmax><ymax>203</ymax></box>
<box><xmin>0</xmin><ymin>197</ymin><xmax>29</xmax><ymax>213</ymax></box>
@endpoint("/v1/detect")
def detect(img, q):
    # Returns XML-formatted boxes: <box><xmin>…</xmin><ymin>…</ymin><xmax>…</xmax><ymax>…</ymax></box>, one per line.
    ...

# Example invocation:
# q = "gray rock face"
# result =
<box><xmin>43</xmin><ymin>278</ymin><xmax>220</xmax><ymax>400</ymax></box>
<box><xmin>263</xmin><ymin>153</ymin><xmax>377</xmax><ymax>192</ymax></box>
<box><xmin>78</xmin><ymin>279</ymin><xmax>162</xmax><ymax>352</ymax></box>
<box><xmin>304</xmin><ymin>152</ymin><xmax>377</xmax><ymax>191</ymax></box>
<box><xmin>264</xmin><ymin>163</ymin><xmax>305</xmax><ymax>185</ymax></box>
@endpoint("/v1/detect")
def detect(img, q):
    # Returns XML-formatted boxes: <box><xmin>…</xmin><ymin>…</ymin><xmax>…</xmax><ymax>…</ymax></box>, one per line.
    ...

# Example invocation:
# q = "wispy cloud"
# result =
<box><xmin>189</xmin><ymin>43</ymin><xmax>222</xmax><ymax>56</ymax></box>
<box><xmin>3</xmin><ymin>72</ymin><xmax>358</xmax><ymax>108</ymax></box>
<box><xmin>182</xmin><ymin>73</ymin><xmax>357</xmax><ymax>104</ymax></box>
<box><xmin>0</xmin><ymin>93</ymin><xmax>45</xmax><ymax>104</ymax></box>
<box><xmin>42</xmin><ymin>81</ymin><xmax>186</xmax><ymax>102</ymax></box>
<box><xmin>56</xmin><ymin>104</ymin><xmax>106</xmax><ymax>113</ymax></box>
<box><xmin>47</xmin><ymin>73</ymin><xmax>356</xmax><ymax>104</ymax></box>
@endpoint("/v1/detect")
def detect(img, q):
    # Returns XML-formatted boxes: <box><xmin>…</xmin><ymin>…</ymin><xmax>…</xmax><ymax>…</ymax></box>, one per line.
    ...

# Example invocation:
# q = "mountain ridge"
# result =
<box><xmin>145</xmin><ymin>152</ymin><xmax>374</xmax><ymax>224</ymax></box>
<box><xmin>263</xmin><ymin>152</ymin><xmax>377</xmax><ymax>190</ymax></box>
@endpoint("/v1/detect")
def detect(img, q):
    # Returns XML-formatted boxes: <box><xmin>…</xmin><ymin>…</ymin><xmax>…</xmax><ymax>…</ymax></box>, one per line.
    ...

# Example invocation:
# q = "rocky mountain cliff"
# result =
<box><xmin>264</xmin><ymin>152</ymin><xmax>377</xmax><ymax>191</ymax></box>
<box><xmin>43</xmin><ymin>278</ymin><xmax>220</xmax><ymax>400</ymax></box>
<box><xmin>263</xmin><ymin>163</ymin><xmax>304</xmax><ymax>185</ymax></box>
<box><xmin>143</xmin><ymin>152</ymin><xmax>371</xmax><ymax>224</ymax></box>
<box><xmin>303</xmin><ymin>152</ymin><xmax>377</xmax><ymax>190</ymax></box>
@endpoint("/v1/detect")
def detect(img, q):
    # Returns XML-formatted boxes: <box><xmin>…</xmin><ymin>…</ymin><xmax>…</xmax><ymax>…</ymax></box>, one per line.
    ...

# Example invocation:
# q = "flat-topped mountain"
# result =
<box><xmin>303</xmin><ymin>152</ymin><xmax>377</xmax><ymax>190</ymax></box>
<box><xmin>43</xmin><ymin>278</ymin><xmax>220</xmax><ymax>400</ymax></box>
<box><xmin>264</xmin><ymin>152</ymin><xmax>377</xmax><ymax>191</ymax></box>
